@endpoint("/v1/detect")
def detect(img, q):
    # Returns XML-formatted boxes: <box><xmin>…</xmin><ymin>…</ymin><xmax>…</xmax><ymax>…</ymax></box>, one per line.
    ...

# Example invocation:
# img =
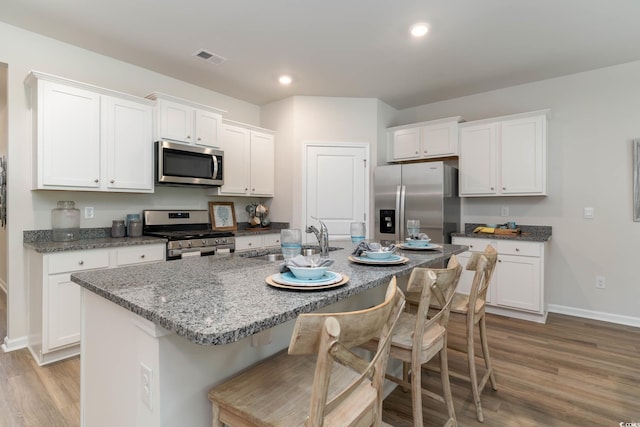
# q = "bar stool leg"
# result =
<box><xmin>467</xmin><ymin>319</ymin><xmax>484</xmax><ymax>422</ymax></box>
<box><xmin>479</xmin><ymin>316</ymin><xmax>497</xmax><ymax>390</ymax></box>
<box><xmin>411</xmin><ymin>353</ymin><xmax>424</xmax><ymax>427</ymax></box>
<box><xmin>439</xmin><ymin>343</ymin><xmax>457</xmax><ymax>426</ymax></box>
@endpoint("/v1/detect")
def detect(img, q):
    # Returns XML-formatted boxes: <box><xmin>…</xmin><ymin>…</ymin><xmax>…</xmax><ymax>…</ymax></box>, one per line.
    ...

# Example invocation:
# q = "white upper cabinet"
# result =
<box><xmin>459</xmin><ymin>110</ymin><xmax>548</xmax><ymax>197</ymax></box>
<box><xmin>389</xmin><ymin>117</ymin><xmax>461</xmax><ymax>162</ymax></box>
<box><xmin>103</xmin><ymin>96</ymin><xmax>153</xmax><ymax>191</ymax></box>
<box><xmin>26</xmin><ymin>71</ymin><xmax>154</xmax><ymax>193</ymax></box>
<box><xmin>148</xmin><ymin>93</ymin><xmax>224</xmax><ymax>148</ymax></box>
<box><xmin>215</xmin><ymin>121</ymin><xmax>275</xmax><ymax>197</ymax></box>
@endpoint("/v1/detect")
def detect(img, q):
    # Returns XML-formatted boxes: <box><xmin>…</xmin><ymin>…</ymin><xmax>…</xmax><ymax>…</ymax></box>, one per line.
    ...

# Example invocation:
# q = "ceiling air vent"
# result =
<box><xmin>192</xmin><ymin>49</ymin><xmax>227</xmax><ymax>65</ymax></box>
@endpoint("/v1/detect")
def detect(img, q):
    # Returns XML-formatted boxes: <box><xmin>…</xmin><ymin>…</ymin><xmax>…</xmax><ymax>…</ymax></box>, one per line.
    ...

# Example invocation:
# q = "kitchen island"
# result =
<box><xmin>71</xmin><ymin>241</ymin><xmax>466</xmax><ymax>427</ymax></box>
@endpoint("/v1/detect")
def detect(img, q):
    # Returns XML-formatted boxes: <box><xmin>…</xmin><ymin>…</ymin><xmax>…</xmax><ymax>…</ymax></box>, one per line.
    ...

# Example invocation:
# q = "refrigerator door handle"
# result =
<box><xmin>394</xmin><ymin>185</ymin><xmax>402</xmax><ymax>242</ymax></box>
<box><xmin>399</xmin><ymin>185</ymin><xmax>406</xmax><ymax>241</ymax></box>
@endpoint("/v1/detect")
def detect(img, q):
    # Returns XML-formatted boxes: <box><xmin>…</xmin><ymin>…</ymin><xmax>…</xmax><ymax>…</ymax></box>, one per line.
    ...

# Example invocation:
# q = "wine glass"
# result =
<box><xmin>280</xmin><ymin>229</ymin><xmax>302</xmax><ymax>260</ymax></box>
<box><xmin>407</xmin><ymin>219</ymin><xmax>420</xmax><ymax>238</ymax></box>
<box><xmin>350</xmin><ymin>222</ymin><xmax>366</xmax><ymax>244</ymax></box>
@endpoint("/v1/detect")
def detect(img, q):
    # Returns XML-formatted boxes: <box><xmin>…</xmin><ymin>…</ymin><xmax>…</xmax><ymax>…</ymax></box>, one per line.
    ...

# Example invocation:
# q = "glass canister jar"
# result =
<box><xmin>127</xmin><ymin>219</ymin><xmax>142</xmax><ymax>237</ymax></box>
<box><xmin>51</xmin><ymin>201</ymin><xmax>80</xmax><ymax>242</ymax></box>
<box><xmin>111</xmin><ymin>220</ymin><xmax>126</xmax><ymax>238</ymax></box>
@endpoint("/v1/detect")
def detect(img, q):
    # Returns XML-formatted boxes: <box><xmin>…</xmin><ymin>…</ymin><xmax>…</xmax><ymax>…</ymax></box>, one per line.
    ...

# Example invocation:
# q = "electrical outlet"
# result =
<box><xmin>140</xmin><ymin>363</ymin><xmax>152</xmax><ymax>409</ymax></box>
<box><xmin>84</xmin><ymin>207</ymin><xmax>94</xmax><ymax>219</ymax></box>
<box><xmin>596</xmin><ymin>276</ymin><xmax>606</xmax><ymax>289</ymax></box>
<box><xmin>501</xmin><ymin>206</ymin><xmax>509</xmax><ymax>217</ymax></box>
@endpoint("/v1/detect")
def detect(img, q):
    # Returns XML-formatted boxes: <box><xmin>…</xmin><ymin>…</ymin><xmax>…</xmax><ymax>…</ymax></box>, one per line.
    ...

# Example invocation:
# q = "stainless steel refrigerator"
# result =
<box><xmin>374</xmin><ymin>161</ymin><xmax>460</xmax><ymax>245</ymax></box>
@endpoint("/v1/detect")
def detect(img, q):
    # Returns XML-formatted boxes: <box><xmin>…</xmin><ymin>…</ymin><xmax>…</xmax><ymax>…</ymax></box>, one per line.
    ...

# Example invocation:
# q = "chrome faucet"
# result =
<box><xmin>305</xmin><ymin>220</ymin><xmax>329</xmax><ymax>258</ymax></box>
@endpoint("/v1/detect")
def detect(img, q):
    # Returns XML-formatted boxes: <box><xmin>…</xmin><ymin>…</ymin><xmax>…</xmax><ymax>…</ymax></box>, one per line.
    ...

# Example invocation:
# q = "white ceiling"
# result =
<box><xmin>3</xmin><ymin>0</ymin><xmax>640</xmax><ymax>109</ymax></box>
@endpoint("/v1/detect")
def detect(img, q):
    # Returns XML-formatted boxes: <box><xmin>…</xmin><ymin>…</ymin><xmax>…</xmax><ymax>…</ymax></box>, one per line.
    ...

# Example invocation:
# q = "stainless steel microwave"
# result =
<box><xmin>156</xmin><ymin>140</ymin><xmax>224</xmax><ymax>187</ymax></box>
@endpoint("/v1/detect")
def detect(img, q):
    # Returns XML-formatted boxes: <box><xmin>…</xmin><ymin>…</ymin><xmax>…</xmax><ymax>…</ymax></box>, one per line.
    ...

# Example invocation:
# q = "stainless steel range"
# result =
<box><xmin>143</xmin><ymin>210</ymin><xmax>235</xmax><ymax>260</ymax></box>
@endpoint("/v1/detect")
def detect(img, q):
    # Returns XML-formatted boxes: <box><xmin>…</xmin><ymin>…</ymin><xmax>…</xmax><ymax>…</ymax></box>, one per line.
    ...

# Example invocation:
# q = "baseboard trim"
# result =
<box><xmin>2</xmin><ymin>335</ymin><xmax>28</xmax><ymax>353</ymax></box>
<box><xmin>548</xmin><ymin>304</ymin><xmax>640</xmax><ymax>328</ymax></box>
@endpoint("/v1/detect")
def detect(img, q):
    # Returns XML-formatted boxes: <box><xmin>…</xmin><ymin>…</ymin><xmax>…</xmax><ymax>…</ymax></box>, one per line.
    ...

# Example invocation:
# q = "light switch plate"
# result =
<box><xmin>583</xmin><ymin>207</ymin><xmax>594</xmax><ymax>219</ymax></box>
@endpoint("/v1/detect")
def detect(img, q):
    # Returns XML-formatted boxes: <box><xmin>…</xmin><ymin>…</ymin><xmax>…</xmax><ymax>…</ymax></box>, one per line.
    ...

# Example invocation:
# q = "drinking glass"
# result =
<box><xmin>350</xmin><ymin>222</ymin><xmax>366</xmax><ymax>244</ymax></box>
<box><xmin>281</xmin><ymin>229</ymin><xmax>302</xmax><ymax>260</ymax></box>
<box><xmin>407</xmin><ymin>219</ymin><xmax>420</xmax><ymax>238</ymax></box>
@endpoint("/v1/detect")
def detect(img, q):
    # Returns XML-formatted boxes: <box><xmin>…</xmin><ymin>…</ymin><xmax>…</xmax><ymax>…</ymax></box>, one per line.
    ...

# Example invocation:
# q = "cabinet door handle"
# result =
<box><xmin>490</xmin><ymin>187</ymin><xmax>494</xmax><ymax>190</ymax></box>
<box><xmin>515</xmin><ymin>248</ymin><xmax>520</xmax><ymax>252</ymax></box>
<box><xmin>94</xmin><ymin>179</ymin><xmax>99</xmax><ymax>183</ymax></box>
<box><xmin>252</xmin><ymin>188</ymin><xmax>255</xmax><ymax>192</ymax></box>
<box><xmin>503</xmin><ymin>187</ymin><xmax>506</xmax><ymax>190</ymax></box>
<box><xmin>140</xmin><ymin>254</ymin><xmax>145</xmax><ymax>258</ymax></box>
<box><xmin>197</xmin><ymin>137</ymin><xmax>202</xmax><ymax>141</ymax></box>
<box><xmin>110</xmin><ymin>179</ymin><xmax>115</xmax><ymax>184</ymax></box>
<box><xmin>187</xmin><ymin>135</ymin><xmax>191</xmax><ymax>139</ymax></box>
<box><xmin>498</xmin><ymin>259</ymin><xmax>502</xmax><ymax>263</ymax></box>
<box><xmin>245</xmin><ymin>188</ymin><xmax>248</xmax><ymax>191</ymax></box>
<box><xmin>415</xmin><ymin>151</ymin><xmax>419</xmax><ymax>154</ymax></box>
<box><xmin>78</xmin><ymin>260</ymin><xmax>84</xmax><ymax>265</ymax></box>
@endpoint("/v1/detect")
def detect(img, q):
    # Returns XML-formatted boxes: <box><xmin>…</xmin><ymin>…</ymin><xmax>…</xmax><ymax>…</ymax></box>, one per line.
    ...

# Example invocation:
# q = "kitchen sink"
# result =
<box><xmin>240</xmin><ymin>246</ymin><xmax>343</xmax><ymax>262</ymax></box>
<box><xmin>258</xmin><ymin>253</ymin><xmax>285</xmax><ymax>262</ymax></box>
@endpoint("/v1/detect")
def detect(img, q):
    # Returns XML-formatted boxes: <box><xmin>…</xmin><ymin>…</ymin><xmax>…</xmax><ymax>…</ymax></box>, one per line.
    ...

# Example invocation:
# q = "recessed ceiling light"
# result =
<box><xmin>409</xmin><ymin>22</ymin><xmax>429</xmax><ymax>38</ymax></box>
<box><xmin>278</xmin><ymin>75</ymin><xmax>292</xmax><ymax>85</ymax></box>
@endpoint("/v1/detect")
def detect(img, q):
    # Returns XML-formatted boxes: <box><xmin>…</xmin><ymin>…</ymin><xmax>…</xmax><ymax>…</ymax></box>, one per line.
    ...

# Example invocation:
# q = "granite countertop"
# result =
<box><xmin>23</xmin><ymin>227</ymin><xmax>167</xmax><ymax>253</ymax></box>
<box><xmin>451</xmin><ymin>223</ymin><xmax>552</xmax><ymax>242</ymax></box>
<box><xmin>71</xmin><ymin>240</ymin><xmax>467</xmax><ymax>346</ymax></box>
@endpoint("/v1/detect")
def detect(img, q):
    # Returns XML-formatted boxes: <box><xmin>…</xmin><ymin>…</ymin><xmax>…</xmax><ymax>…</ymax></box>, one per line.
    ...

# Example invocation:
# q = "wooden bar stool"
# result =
<box><xmin>208</xmin><ymin>278</ymin><xmax>405</xmax><ymax>427</ymax></box>
<box><xmin>424</xmin><ymin>245</ymin><xmax>499</xmax><ymax>422</ymax></box>
<box><xmin>361</xmin><ymin>255</ymin><xmax>463</xmax><ymax>427</ymax></box>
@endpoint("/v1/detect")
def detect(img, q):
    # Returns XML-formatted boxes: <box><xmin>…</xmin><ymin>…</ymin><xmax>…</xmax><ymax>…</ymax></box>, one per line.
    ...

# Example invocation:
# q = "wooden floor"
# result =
<box><xmin>1</xmin><ymin>288</ymin><xmax>638</xmax><ymax>426</ymax></box>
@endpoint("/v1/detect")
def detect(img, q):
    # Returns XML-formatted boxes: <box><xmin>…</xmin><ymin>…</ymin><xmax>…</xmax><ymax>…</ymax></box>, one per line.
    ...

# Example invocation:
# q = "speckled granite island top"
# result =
<box><xmin>452</xmin><ymin>223</ymin><xmax>552</xmax><ymax>242</ymax></box>
<box><xmin>71</xmin><ymin>241</ymin><xmax>467</xmax><ymax>346</ymax></box>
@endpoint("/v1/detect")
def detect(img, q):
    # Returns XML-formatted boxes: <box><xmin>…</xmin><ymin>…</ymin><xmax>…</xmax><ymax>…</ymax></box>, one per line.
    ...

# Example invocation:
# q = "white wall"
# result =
<box><xmin>262</xmin><ymin>96</ymin><xmax>384</xmax><ymax>236</ymax></box>
<box><xmin>0</xmin><ymin>22</ymin><xmax>262</xmax><ymax>349</ymax></box>
<box><xmin>395</xmin><ymin>61</ymin><xmax>640</xmax><ymax>322</ymax></box>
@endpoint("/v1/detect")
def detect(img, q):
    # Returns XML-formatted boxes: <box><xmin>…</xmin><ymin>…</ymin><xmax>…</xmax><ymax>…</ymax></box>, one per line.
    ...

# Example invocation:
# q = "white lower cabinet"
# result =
<box><xmin>28</xmin><ymin>244</ymin><xmax>165</xmax><ymax>365</ymax></box>
<box><xmin>235</xmin><ymin>233</ymin><xmax>281</xmax><ymax>251</ymax></box>
<box><xmin>452</xmin><ymin>236</ymin><xmax>548</xmax><ymax>323</ymax></box>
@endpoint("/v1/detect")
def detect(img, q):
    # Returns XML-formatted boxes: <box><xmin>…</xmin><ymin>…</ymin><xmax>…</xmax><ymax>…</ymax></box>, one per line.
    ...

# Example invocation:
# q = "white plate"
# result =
<box><xmin>397</xmin><ymin>243</ymin><xmax>442</xmax><ymax>251</ymax></box>
<box><xmin>272</xmin><ymin>271</ymin><xmax>342</xmax><ymax>286</ymax></box>
<box><xmin>266</xmin><ymin>273</ymin><xmax>349</xmax><ymax>291</ymax></box>
<box><xmin>348</xmin><ymin>255</ymin><xmax>409</xmax><ymax>265</ymax></box>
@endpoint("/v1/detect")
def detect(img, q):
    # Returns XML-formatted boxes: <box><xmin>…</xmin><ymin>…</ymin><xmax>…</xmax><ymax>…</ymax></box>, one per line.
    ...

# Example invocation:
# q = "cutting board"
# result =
<box><xmin>493</xmin><ymin>228</ymin><xmax>521</xmax><ymax>235</ymax></box>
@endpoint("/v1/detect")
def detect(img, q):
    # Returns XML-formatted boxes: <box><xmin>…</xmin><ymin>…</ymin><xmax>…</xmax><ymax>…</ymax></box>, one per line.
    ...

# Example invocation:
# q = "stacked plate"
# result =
<box><xmin>266</xmin><ymin>271</ymin><xmax>348</xmax><ymax>290</ymax></box>
<box><xmin>348</xmin><ymin>253</ymin><xmax>409</xmax><ymax>265</ymax></box>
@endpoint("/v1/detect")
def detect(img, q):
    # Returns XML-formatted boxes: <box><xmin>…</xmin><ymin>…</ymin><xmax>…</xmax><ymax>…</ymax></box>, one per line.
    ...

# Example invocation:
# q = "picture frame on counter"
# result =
<box><xmin>209</xmin><ymin>201</ymin><xmax>237</xmax><ymax>231</ymax></box>
<box><xmin>634</xmin><ymin>139</ymin><xmax>640</xmax><ymax>222</ymax></box>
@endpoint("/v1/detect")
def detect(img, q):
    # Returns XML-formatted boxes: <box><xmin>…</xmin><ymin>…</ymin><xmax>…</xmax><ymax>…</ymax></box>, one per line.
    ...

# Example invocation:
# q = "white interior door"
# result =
<box><xmin>304</xmin><ymin>143</ymin><xmax>369</xmax><ymax>243</ymax></box>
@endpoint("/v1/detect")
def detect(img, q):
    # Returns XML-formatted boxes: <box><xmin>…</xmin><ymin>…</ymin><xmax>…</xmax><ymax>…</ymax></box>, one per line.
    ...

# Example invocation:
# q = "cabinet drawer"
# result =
<box><xmin>48</xmin><ymin>250</ymin><xmax>110</xmax><ymax>274</ymax></box>
<box><xmin>452</xmin><ymin>237</ymin><xmax>494</xmax><ymax>252</ymax></box>
<box><xmin>116</xmin><ymin>245</ymin><xmax>165</xmax><ymax>266</ymax></box>
<box><xmin>236</xmin><ymin>235</ymin><xmax>263</xmax><ymax>251</ymax></box>
<box><xmin>497</xmin><ymin>241</ymin><xmax>541</xmax><ymax>257</ymax></box>
<box><xmin>262</xmin><ymin>233</ymin><xmax>281</xmax><ymax>247</ymax></box>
